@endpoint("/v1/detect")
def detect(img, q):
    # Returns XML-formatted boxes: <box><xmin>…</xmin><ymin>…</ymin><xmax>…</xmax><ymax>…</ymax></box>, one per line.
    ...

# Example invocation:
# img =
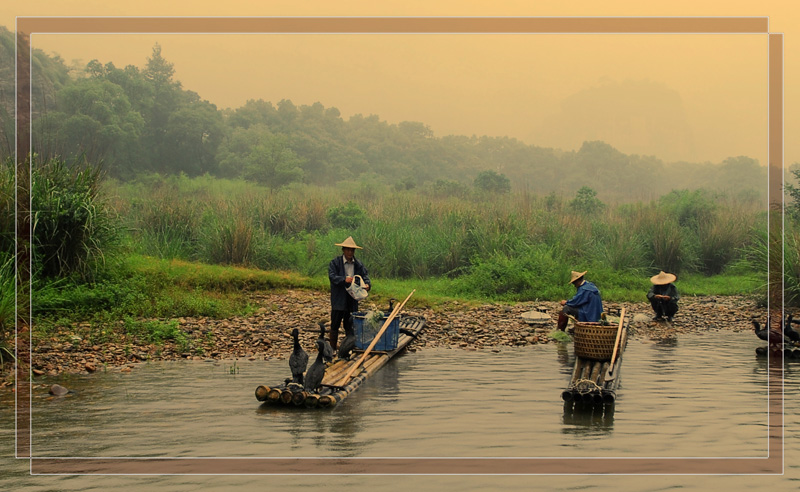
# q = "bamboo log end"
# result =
<box><xmin>280</xmin><ymin>389</ymin><xmax>293</xmax><ymax>404</ymax></box>
<box><xmin>304</xmin><ymin>394</ymin><xmax>320</xmax><ymax>408</ymax></box>
<box><xmin>292</xmin><ymin>390</ymin><xmax>308</xmax><ymax>406</ymax></box>
<box><xmin>266</xmin><ymin>388</ymin><xmax>281</xmax><ymax>402</ymax></box>
<box><xmin>318</xmin><ymin>395</ymin><xmax>335</xmax><ymax>407</ymax></box>
<box><xmin>255</xmin><ymin>385</ymin><xmax>270</xmax><ymax>401</ymax></box>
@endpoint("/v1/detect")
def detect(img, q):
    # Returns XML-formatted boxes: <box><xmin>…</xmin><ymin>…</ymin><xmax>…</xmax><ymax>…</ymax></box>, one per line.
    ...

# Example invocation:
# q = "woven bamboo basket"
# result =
<box><xmin>573</xmin><ymin>322</ymin><xmax>617</xmax><ymax>360</ymax></box>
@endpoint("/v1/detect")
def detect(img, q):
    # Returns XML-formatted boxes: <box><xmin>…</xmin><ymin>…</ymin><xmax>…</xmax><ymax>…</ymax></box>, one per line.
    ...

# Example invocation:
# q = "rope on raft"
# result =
<box><xmin>573</xmin><ymin>378</ymin><xmax>603</xmax><ymax>394</ymax></box>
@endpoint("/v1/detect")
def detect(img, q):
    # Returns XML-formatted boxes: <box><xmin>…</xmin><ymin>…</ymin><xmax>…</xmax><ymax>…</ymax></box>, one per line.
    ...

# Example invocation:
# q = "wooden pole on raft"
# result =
<box><xmin>603</xmin><ymin>308</ymin><xmax>627</xmax><ymax>381</ymax></box>
<box><xmin>335</xmin><ymin>289</ymin><xmax>415</xmax><ymax>387</ymax></box>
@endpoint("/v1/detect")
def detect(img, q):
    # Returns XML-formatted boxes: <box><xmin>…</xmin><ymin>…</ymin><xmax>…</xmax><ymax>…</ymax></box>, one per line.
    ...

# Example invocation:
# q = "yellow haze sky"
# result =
<box><xmin>4</xmin><ymin>1</ymin><xmax>799</xmax><ymax>168</ymax></box>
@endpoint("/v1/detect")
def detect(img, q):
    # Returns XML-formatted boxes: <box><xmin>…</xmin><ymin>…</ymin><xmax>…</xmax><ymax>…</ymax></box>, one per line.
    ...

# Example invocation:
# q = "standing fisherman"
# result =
<box><xmin>647</xmin><ymin>271</ymin><xmax>680</xmax><ymax>322</ymax></box>
<box><xmin>328</xmin><ymin>236</ymin><xmax>371</xmax><ymax>351</ymax></box>
<box><xmin>556</xmin><ymin>270</ymin><xmax>603</xmax><ymax>331</ymax></box>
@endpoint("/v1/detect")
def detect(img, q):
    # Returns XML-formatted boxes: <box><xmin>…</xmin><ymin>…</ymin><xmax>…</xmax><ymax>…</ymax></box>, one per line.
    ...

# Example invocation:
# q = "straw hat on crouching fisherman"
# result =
<box><xmin>650</xmin><ymin>271</ymin><xmax>677</xmax><ymax>285</ymax></box>
<box><xmin>568</xmin><ymin>270</ymin><xmax>587</xmax><ymax>285</ymax></box>
<box><xmin>335</xmin><ymin>236</ymin><xmax>362</xmax><ymax>249</ymax></box>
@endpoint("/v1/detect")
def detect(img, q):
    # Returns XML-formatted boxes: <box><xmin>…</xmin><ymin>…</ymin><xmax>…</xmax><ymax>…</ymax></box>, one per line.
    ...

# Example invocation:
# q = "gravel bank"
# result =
<box><xmin>2</xmin><ymin>290</ymin><xmax>769</xmax><ymax>387</ymax></box>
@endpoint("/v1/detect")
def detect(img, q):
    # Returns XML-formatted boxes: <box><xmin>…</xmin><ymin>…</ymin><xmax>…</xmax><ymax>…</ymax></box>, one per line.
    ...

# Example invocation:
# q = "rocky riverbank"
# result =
<box><xmin>1</xmin><ymin>290</ymin><xmax>770</xmax><ymax>387</ymax></box>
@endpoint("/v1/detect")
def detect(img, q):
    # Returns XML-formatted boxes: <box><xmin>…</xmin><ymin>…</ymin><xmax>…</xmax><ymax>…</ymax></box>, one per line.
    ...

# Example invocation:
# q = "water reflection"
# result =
<box><xmin>654</xmin><ymin>335</ymin><xmax>678</xmax><ymax>347</ymax></box>
<box><xmin>555</xmin><ymin>343</ymin><xmax>572</xmax><ymax>371</ymax></box>
<box><xmin>561</xmin><ymin>401</ymin><xmax>615</xmax><ymax>436</ymax></box>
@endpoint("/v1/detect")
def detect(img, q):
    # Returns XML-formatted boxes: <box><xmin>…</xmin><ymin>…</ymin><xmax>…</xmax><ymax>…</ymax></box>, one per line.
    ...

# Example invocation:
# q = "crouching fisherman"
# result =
<box><xmin>647</xmin><ymin>271</ymin><xmax>679</xmax><ymax>322</ymax></box>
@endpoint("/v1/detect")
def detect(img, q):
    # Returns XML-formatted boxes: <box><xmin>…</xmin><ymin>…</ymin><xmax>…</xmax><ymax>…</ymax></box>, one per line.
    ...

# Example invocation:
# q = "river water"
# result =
<box><xmin>3</xmin><ymin>330</ymin><xmax>799</xmax><ymax>490</ymax></box>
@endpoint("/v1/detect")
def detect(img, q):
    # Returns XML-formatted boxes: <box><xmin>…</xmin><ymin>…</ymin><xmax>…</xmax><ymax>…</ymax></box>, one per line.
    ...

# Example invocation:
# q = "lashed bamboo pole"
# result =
<box><xmin>304</xmin><ymin>393</ymin><xmax>320</xmax><ymax>408</ymax></box>
<box><xmin>336</xmin><ymin>290</ymin><xmax>415</xmax><ymax>387</ymax></box>
<box><xmin>569</xmin><ymin>357</ymin><xmax>584</xmax><ymax>386</ymax></box>
<box><xmin>589</xmin><ymin>361</ymin><xmax>602</xmax><ymax>382</ymax></box>
<box><xmin>255</xmin><ymin>385</ymin><xmax>270</xmax><ymax>402</ymax></box>
<box><xmin>320</xmin><ymin>361</ymin><xmax>351</xmax><ymax>385</ymax></box>
<box><xmin>598</xmin><ymin>362</ymin><xmax>610</xmax><ymax>385</ymax></box>
<box><xmin>266</xmin><ymin>387</ymin><xmax>281</xmax><ymax>403</ymax></box>
<box><xmin>292</xmin><ymin>390</ymin><xmax>308</xmax><ymax>406</ymax></box>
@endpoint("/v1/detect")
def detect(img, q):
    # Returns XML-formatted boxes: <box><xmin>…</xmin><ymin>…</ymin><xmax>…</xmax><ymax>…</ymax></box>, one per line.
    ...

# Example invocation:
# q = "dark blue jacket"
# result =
<box><xmin>328</xmin><ymin>256</ymin><xmax>371</xmax><ymax>311</ymax></box>
<box><xmin>566</xmin><ymin>280</ymin><xmax>603</xmax><ymax>322</ymax></box>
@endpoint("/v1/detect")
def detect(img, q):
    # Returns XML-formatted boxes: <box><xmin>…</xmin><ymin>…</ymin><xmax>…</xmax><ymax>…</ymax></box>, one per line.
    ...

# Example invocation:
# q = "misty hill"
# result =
<box><xmin>3</xmin><ymin>27</ymin><xmax>767</xmax><ymax>202</ymax></box>
<box><xmin>535</xmin><ymin>79</ymin><xmax>696</xmax><ymax>162</ymax></box>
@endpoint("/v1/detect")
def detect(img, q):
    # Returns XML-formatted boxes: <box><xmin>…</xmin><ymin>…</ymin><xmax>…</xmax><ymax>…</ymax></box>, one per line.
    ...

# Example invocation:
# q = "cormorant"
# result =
<box><xmin>753</xmin><ymin>317</ymin><xmax>785</xmax><ymax>351</ymax></box>
<box><xmin>304</xmin><ymin>339</ymin><xmax>327</xmax><ymax>393</ymax></box>
<box><xmin>785</xmin><ymin>314</ymin><xmax>800</xmax><ymax>343</ymax></box>
<box><xmin>753</xmin><ymin>319</ymin><xmax>769</xmax><ymax>341</ymax></box>
<box><xmin>338</xmin><ymin>332</ymin><xmax>356</xmax><ymax>360</ymax></box>
<box><xmin>317</xmin><ymin>321</ymin><xmax>334</xmax><ymax>363</ymax></box>
<box><xmin>288</xmin><ymin>328</ymin><xmax>308</xmax><ymax>385</ymax></box>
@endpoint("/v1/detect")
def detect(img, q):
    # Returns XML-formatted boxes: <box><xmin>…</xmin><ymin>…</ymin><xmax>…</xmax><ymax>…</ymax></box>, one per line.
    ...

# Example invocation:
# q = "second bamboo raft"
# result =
<box><xmin>562</xmin><ymin>313</ymin><xmax>629</xmax><ymax>405</ymax></box>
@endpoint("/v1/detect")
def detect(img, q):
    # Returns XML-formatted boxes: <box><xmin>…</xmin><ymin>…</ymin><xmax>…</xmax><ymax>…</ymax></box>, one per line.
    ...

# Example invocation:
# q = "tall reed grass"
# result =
<box><xmin>106</xmin><ymin>174</ymin><xmax>767</xmax><ymax>297</ymax></box>
<box><xmin>0</xmin><ymin>252</ymin><xmax>14</xmax><ymax>363</ymax></box>
<box><xmin>32</xmin><ymin>157</ymin><xmax>118</xmax><ymax>279</ymax></box>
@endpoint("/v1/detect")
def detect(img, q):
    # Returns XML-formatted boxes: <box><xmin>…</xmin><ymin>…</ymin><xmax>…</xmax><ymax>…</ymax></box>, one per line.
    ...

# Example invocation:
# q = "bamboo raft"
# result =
<box><xmin>255</xmin><ymin>316</ymin><xmax>425</xmax><ymax>409</ymax></box>
<box><xmin>561</xmin><ymin>309</ymin><xmax>629</xmax><ymax>406</ymax></box>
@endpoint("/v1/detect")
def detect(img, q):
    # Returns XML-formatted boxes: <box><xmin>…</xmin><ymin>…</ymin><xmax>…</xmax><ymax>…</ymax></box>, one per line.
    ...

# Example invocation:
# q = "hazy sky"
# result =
<box><xmin>4</xmin><ymin>1</ymin><xmax>798</xmax><ymax>167</ymax></box>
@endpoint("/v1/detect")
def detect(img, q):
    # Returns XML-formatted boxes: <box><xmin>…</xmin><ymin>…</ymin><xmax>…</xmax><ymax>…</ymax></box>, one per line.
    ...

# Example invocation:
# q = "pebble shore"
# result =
<box><xmin>1</xmin><ymin>290</ymin><xmax>770</xmax><ymax>387</ymax></box>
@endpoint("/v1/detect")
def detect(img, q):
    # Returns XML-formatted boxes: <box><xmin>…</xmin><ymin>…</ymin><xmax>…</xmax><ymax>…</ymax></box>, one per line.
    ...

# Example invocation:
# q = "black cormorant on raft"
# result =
<box><xmin>256</xmin><ymin>313</ymin><xmax>424</xmax><ymax>409</ymax></box>
<box><xmin>317</xmin><ymin>321</ymin><xmax>334</xmax><ymax>364</ymax></box>
<box><xmin>288</xmin><ymin>328</ymin><xmax>308</xmax><ymax>385</ymax></box>
<box><xmin>753</xmin><ymin>313</ymin><xmax>800</xmax><ymax>359</ymax></box>
<box><xmin>562</xmin><ymin>308</ymin><xmax>628</xmax><ymax>406</ymax></box>
<box><xmin>304</xmin><ymin>340</ymin><xmax>327</xmax><ymax>393</ymax></box>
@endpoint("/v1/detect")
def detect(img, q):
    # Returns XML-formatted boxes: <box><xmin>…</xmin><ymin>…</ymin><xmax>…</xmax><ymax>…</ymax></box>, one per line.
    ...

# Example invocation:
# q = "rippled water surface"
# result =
<box><xmin>4</xmin><ymin>330</ymin><xmax>800</xmax><ymax>490</ymax></box>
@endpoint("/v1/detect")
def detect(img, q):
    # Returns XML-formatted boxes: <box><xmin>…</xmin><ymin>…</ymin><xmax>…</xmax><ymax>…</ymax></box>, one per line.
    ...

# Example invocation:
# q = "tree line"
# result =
<box><xmin>1</xmin><ymin>27</ymin><xmax>768</xmax><ymax>202</ymax></box>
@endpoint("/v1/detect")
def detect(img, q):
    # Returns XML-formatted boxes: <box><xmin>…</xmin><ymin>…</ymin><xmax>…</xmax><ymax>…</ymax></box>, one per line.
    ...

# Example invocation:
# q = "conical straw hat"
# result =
<box><xmin>568</xmin><ymin>270</ymin><xmax>587</xmax><ymax>284</ymax></box>
<box><xmin>335</xmin><ymin>236</ymin><xmax>362</xmax><ymax>249</ymax></box>
<box><xmin>650</xmin><ymin>271</ymin><xmax>677</xmax><ymax>285</ymax></box>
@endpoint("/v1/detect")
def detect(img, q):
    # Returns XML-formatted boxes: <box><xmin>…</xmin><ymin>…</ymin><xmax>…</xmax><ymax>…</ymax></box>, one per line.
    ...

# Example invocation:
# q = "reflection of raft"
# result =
<box><xmin>255</xmin><ymin>317</ymin><xmax>425</xmax><ymax>409</ymax></box>
<box><xmin>562</xmin><ymin>310</ymin><xmax>629</xmax><ymax>405</ymax></box>
<box><xmin>755</xmin><ymin>346</ymin><xmax>800</xmax><ymax>359</ymax></box>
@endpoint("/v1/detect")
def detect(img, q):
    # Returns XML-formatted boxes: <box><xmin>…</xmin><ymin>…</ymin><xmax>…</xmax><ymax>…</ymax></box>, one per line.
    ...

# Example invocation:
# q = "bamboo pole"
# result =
<box><xmin>603</xmin><ymin>308</ymin><xmax>626</xmax><ymax>381</ymax></box>
<box><xmin>292</xmin><ymin>391</ymin><xmax>308</xmax><ymax>406</ymax></box>
<box><xmin>255</xmin><ymin>385</ymin><xmax>270</xmax><ymax>402</ymax></box>
<box><xmin>320</xmin><ymin>362</ymin><xmax>350</xmax><ymax>385</ymax></box>
<box><xmin>589</xmin><ymin>361</ymin><xmax>602</xmax><ymax>383</ymax></box>
<box><xmin>598</xmin><ymin>362</ymin><xmax>610</xmax><ymax>385</ymax></box>
<box><xmin>280</xmin><ymin>389</ymin><xmax>293</xmax><ymax>404</ymax></box>
<box><xmin>580</xmin><ymin>360</ymin><xmax>592</xmax><ymax>380</ymax></box>
<box><xmin>304</xmin><ymin>393</ymin><xmax>320</xmax><ymax>408</ymax></box>
<box><xmin>266</xmin><ymin>387</ymin><xmax>281</xmax><ymax>403</ymax></box>
<box><xmin>569</xmin><ymin>357</ymin><xmax>584</xmax><ymax>386</ymax></box>
<box><xmin>336</xmin><ymin>289</ymin><xmax>415</xmax><ymax>387</ymax></box>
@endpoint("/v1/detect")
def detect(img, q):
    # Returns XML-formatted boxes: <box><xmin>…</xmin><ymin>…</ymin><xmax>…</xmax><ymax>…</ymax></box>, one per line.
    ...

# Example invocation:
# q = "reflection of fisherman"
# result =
<box><xmin>556</xmin><ymin>270</ymin><xmax>603</xmax><ymax>331</ymax></box>
<box><xmin>328</xmin><ymin>236</ymin><xmax>370</xmax><ymax>351</ymax></box>
<box><xmin>647</xmin><ymin>271</ymin><xmax>679</xmax><ymax>322</ymax></box>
